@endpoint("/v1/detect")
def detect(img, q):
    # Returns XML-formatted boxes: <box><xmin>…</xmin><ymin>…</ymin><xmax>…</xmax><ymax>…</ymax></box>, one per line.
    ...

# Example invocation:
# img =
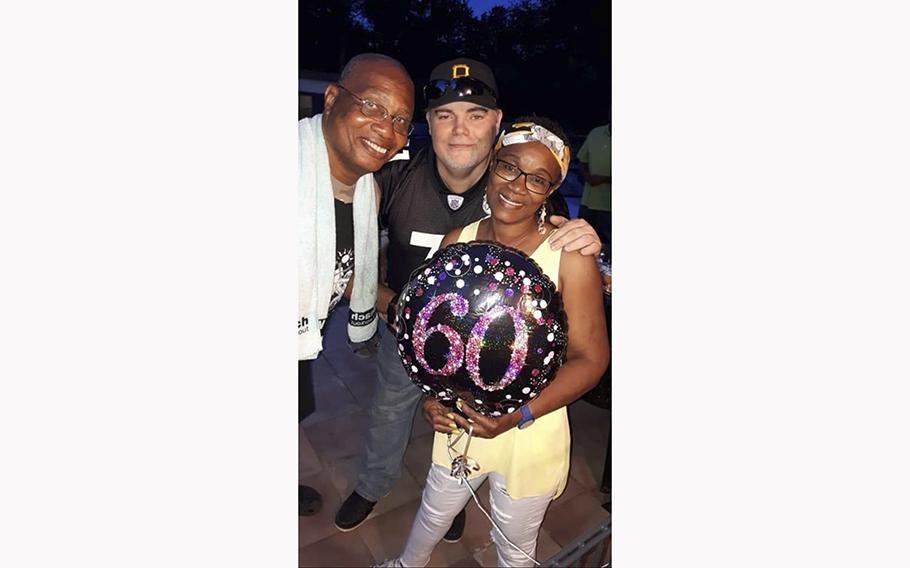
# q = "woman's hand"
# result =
<box><xmin>451</xmin><ymin>399</ymin><xmax>520</xmax><ymax>439</ymax></box>
<box><xmin>422</xmin><ymin>397</ymin><xmax>460</xmax><ymax>434</ymax></box>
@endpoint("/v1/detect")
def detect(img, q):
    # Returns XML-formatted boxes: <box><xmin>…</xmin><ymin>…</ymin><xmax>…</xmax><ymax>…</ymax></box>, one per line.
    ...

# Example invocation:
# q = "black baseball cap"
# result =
<box><xmin>424</xmin><ymin>57</ymin><xmax>499</xmax><ymax>110</ymax></box>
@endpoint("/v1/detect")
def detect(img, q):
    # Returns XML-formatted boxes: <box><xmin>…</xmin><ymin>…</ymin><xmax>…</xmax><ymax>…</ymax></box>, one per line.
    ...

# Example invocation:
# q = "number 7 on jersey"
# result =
<box><xmin>409</xmin><ymin>231</ymin><xmax>446</xmax><ymax>260</ymax></box>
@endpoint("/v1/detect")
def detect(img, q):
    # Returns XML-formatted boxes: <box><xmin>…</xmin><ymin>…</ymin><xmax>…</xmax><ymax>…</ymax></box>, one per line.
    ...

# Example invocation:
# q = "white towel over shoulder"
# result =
<box><xmin>298</xmin><ymin>114</ymin><xmax>378</xmax><ymax>360</ymax></box>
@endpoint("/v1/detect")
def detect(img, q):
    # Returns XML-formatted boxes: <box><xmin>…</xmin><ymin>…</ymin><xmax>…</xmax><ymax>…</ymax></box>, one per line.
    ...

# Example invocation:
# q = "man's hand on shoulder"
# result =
<box><xmin>548</xmin><ymin>216</ymin><xmax>602</xmax><ymax>256</ymax></box>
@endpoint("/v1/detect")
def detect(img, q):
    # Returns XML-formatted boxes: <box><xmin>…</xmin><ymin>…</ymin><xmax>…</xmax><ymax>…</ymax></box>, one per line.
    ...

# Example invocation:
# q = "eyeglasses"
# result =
<box><xmin>336</xmin><ymin>84</ymin><xmax>414</xmax><ymax>136</ymax></box>
<box><xmin>493</xmin><ymin>159</ymin><xmax>555</xmax><ymax>195</ymax></box>
<box><xmin>424</xmin><ymin>77</ymin><xmax>497</xmax><ymax>103</ymax></box>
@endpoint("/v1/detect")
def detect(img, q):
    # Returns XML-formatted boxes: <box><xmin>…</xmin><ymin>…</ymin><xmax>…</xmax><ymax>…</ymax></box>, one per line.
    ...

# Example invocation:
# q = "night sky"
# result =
<box><xmin>466</xmin><ymin>0</ymin><xmax>514</xmax><ymax>17</ymax></box>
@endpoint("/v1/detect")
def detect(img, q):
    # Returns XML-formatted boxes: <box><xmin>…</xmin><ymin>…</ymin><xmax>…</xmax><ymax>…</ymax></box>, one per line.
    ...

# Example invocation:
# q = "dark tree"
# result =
<box><xmin>300</xmin><ymin>0</ymin><xmax>610</xmax><ymax>135</ymax></box>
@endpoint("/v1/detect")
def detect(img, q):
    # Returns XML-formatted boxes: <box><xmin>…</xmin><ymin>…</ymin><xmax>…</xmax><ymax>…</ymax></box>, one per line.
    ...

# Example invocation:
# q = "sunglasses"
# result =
<box><xmin>424</xmin><ymin>77</ymin><xmax>497</xmax><ymax>103</ymax></box>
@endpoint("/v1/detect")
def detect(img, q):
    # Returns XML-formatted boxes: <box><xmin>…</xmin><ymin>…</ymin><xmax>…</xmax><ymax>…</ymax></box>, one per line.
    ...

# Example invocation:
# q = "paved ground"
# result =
<box><xmin>299</xmin><ymin>304</ymin><xmax>610</xmax><ymax>567</ymax></box>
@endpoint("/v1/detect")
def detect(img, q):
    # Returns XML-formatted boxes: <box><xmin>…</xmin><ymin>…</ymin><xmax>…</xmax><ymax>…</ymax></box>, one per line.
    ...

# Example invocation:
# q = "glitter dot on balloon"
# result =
<box><xmin>531</xmin><ymin>369</ymin><xmax>540</xmax><ymax>376</ymax></box>
<box><xmin>533</xmin><ymin>310</ymin><xmax>542</xmax><ymax>319</ymax></box>
<box><xmin>456</xmin><ymin>279</ymin><xmax>465</xmax><ymax>288</ymax></box>
<box><xmin>473</xmin><ymin>289</ymin><xmax>480</xmax><ymax>296</ymax></box>
<box><xmin>438</xmin><ymin>273</ymin><xmax>447</xmax><ymax>281</ymax></box>
<box><xmin>547</xmin><ymin>333</ymin><xmax>555</xmax><ymax>342</ymax></box>
<box><xmin>522</xmin><ymin>387</ymin><xmax>531</xmax><ymax>394</ymax></box>
<box><xmin>540</xmin><ymin>300</ymin><xmax>548</xmax><ymax>308</ymax></box>
<box><xmin>487</xmin><ymin>282</ymin><xmax>497</xmax><ymax>291</ymax></box>
<box><xmin>505</xmin><ymin>288</ymin><xmax>514</xmax><ymax>298</ymax></box>
<box><xmin>473</xmin><ymin>265</ymin><xmax>483</xmax><ymax>274</ymax></box>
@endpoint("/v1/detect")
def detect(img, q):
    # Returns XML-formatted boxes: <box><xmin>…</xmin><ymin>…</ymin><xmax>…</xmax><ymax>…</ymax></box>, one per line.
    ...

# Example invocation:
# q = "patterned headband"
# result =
<box><xmin>494</xmin><ymin>121</ymin><xmax>571</xmax><ymax>182</ymax></box>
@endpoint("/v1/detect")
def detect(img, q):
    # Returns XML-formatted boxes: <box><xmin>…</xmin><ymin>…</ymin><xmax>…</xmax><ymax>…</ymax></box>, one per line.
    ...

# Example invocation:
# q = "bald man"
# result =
<box><xmin>299</xmin><ymin>54</ymin><xmax>415</xmax><ymax>515</ymax></box>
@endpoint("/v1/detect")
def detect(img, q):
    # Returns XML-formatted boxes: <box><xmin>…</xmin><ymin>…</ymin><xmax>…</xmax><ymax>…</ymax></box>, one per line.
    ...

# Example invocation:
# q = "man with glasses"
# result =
<box><xmin>334</xmin><ymin>57</ymin><xmax>601</xmax><ymax>538</ymax></box>
<box><xmin>299</xmin><ymin>53</ymin><xmax>414</xmax><ymax>516</ymax></box>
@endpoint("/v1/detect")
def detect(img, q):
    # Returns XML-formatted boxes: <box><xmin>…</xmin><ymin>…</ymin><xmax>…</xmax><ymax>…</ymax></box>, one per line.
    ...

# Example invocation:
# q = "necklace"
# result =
<box><xmin>491</xmin><ymin>224</ymin><xmax>538</xmax><ymax>251</ymax></box>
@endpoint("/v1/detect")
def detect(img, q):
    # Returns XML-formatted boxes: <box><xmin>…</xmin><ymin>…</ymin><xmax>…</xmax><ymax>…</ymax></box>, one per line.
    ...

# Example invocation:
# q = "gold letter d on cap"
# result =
<box><xmin>452</xmin><ymin>64</ymin><xmax>470</xmax><ymax>78</ymax></box>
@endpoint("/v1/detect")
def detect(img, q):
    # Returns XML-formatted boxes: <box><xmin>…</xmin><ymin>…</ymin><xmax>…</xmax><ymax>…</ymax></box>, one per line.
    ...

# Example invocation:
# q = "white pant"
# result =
<box><xmin>395</xmin><ymin>465</ymin><xmax>554</xmax><ymax>568</ymax></box>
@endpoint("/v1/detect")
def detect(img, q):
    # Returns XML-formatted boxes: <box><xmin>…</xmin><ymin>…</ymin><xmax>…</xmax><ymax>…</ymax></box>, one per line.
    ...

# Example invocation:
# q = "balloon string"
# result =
<box><xmin>446</xmin><ymin>426</ymin><xmax>541</xmax><ymax>566</ymax></box>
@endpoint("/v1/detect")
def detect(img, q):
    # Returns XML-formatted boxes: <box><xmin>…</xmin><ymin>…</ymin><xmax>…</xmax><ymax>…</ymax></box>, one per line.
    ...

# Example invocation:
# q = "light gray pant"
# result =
<box><xmin>395</xmin><ymin>465</ymin><xmax>554</xmax><ymax>568</ymax></box>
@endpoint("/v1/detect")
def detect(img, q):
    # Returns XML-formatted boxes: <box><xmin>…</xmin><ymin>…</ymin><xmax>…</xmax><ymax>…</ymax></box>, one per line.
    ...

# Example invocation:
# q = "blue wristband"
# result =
<box><xmin>517</xmin><ymin>405</ymin><xmax>535</xmax><ymax>429</ymax></box>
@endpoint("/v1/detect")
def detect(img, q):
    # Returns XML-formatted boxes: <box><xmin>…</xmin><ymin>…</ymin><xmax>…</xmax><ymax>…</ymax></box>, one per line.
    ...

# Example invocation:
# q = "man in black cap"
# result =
<box><xmin>334</xmin><ymin>57</ymin><xmax>601</xmax><ymax>537</ymax></box>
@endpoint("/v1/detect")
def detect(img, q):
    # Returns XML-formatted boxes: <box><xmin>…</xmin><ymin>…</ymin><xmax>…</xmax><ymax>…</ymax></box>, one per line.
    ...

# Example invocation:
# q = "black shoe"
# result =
<box><xmin>442</xmin><ymin>507</ymin><xmax>466</xmax><ymax>543</ymax></box>
<box><xmin>299</xmin><ymin>485</ymin><xmax>322</xmax><ymax>516</ymax></box>
<box><xmin>334</xmin><ymin>491</ymin><xmax>376</xmax><ymax>532</ymax></box>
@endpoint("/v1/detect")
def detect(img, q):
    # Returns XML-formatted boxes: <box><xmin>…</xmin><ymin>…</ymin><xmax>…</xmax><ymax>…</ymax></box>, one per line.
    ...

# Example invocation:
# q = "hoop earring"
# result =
<box><xmin>537</xmin><ymin>203</ymin><xmax>547</xmax><ymax>234</ymax></box>
<box><xmin>482</xmin><ymin>192</ymin><xmax>490</xmax><ymax>214</ymax></box>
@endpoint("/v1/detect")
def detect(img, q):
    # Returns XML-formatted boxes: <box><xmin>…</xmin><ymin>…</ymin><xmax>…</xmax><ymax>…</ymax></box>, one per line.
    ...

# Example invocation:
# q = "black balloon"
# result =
<box><xmin>394</xmin><ymin>242</ymin><xmax>568</xmax><ymax>417</ymax></box>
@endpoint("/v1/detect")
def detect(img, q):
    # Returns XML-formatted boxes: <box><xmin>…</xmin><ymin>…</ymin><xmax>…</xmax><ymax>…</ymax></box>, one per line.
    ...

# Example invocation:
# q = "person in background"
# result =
<box><xmin>334</xmin><ymin>57</ymin><xmax>602</xmax><ymax>541</ymax></box>
<box><xmin>577</xmin><ymin>123</ymin><xmax>611</xmax><ymax>249</ymax></box>
<box><xmin>299</xmin><ymin>53</ymin><xmax>415</xmax><ymax>515</ymax></box>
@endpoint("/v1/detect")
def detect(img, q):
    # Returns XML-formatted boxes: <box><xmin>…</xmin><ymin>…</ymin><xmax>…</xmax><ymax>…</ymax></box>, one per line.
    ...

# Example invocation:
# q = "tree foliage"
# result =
<box><xmin>300</xmin><ymin>0</ymin><xmax>610</xmax><ymax>134</ymax></box>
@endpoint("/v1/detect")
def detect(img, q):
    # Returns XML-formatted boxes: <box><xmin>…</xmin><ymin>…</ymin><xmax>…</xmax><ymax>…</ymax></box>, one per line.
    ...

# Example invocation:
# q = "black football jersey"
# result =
<box><xmin>377</xmin><ymin>146</ymin><xmax>491</xmax><ymax>293</ymax></box>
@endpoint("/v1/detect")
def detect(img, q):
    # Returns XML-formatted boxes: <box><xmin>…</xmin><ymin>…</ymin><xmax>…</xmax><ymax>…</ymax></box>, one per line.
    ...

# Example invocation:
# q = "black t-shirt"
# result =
<box><xmin>327</xmin><ymin>197</ymin><xmax>354</xmax><ymax>321</ymax></box>
<box><xmin>376</xmin><ymin>146</ymin><xmax>492</xmax><ymax>293</ymax></box>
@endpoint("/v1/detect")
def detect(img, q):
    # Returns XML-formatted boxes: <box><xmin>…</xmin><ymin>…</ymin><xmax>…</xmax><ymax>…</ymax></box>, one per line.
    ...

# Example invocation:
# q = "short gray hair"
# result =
<box><xmin>339</xmin><ymin>53</ymin><xmax>410</xmax><ymax>84</ymax></box>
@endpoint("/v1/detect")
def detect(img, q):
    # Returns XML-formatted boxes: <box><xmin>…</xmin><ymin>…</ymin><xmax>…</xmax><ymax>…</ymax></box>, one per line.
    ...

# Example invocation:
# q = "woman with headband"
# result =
<box><xmin>377</xmin><ymin>117</ymin><xmax>610</xmax><ymax>567</ymax></box>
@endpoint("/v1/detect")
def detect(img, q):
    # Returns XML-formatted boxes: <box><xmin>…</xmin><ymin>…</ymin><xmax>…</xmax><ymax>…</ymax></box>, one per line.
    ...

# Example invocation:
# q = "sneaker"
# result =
<box><xmin>334</xmin><ymin>491</ymin><xmax>376</xmax><ymax>531</ymax></box>
<box><xmin>298</xmin><ymin>485</ymin><xmax>322</xmax><ymax>516</ymax></box>
<box><xmin>442</xmin><ymin>507</ymin><xmax>466</xmax><ymax>543</ymax></box>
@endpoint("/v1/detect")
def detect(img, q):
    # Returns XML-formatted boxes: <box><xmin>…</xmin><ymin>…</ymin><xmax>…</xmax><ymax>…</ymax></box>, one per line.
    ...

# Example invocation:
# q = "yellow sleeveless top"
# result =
<box><xmin>430</xmin><ymin>218</ymin><xmax>571</xmax><ymax>500</ymax></box>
